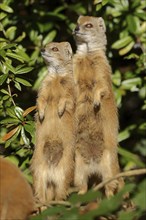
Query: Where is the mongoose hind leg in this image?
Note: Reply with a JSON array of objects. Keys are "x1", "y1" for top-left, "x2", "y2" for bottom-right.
[
  {"x1": 33, "y1": 175, "x2": 47, "y2": 205},
  {"x1": 46, "y1": 184, "x2": 55, "y2": 203},
  {"x1": 74, "y1": 153, "x2": 88, "y2": 195},
  {"x1": 55, "y1": 182, "x2": 68, "y2": 201},
  {"x1": 99, "y1": 149, "x2": 122, "y2": 198}
]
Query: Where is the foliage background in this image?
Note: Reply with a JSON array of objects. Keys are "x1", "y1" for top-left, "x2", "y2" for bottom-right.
[{"x1": 0, "y1": 0, "x2": 146, "y2": 219}]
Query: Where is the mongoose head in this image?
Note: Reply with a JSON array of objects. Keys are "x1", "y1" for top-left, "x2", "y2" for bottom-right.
[
  {"x1": 73, "y1": 16, "x2": 107, "y2": 52},
  {"x1": 41, "y1": 42, "x2": 73, "y2": 73}
]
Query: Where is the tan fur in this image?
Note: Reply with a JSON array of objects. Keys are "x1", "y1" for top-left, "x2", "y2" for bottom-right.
[
  {"x1": 0, "y1": 158, "x2": 34, "y2": 220},
  {"x1": 73, "y1": 16, "x2": 124, "y2": 197},
  {"x1": 31, "y1": 42, "x2": 76, "y2": 204}
]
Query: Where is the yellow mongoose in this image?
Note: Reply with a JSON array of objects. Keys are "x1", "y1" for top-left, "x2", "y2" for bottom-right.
[
  {"x1": 73, "y1": 15, "x2": 124, "y2": 197},
  {"x1": 31, "y1": 42, "x2": 76, "y2": 203},
  {"x1": 0, "y1": 158, "x2": 34, "y2": 220}
]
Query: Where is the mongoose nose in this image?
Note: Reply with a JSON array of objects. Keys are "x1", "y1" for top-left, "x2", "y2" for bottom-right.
[
  {"x1": 41, "y1": 48, "x2": 45, "y2": 53},
  {"x1": 73, "y1": 25, "x2": 80, "y2": 34}
]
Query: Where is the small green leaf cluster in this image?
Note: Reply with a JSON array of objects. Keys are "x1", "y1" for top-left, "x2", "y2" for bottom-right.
[
  {"x1": 0, "y1": 1, "x2": 36, "y2": 181},
  {"x1": 30, "y1": 180, "x2": 146, "y2": 220}
]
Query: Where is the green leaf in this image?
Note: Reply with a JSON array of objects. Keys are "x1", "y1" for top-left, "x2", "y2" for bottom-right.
[
  {"x1": 118, "y1": 129, "x2": 130, "y2": 142},
  {"x1": 0, "y1": 37, "x2": 7, "y2": 42},
  {"x1": 0, "y1": 12, "x2": 7, "y2": 20},
  {"x1": 42, "y1": 30, "x2": 57, "y2": 46},
  {"x1": 5, "y1": 26, "x2": 17, "y2": 40},
  {"x1": 119, "y1": 41, "x2": 135, "y2": 55},
  {"x1": 138, "y1": 179, "x2": 146, "y2": 191},
  {"x1": 68, "y1": 3, "x2": 86, "y2": 14},
  {"x1": 14, "y1": 106, "x2": 24, "y2": 120},
  {"x1": 24, "y1": 123, "x2": 35, "y2": 136},
  {"x1": 21, "y1": 126, "x2": 30, "y2": 146},
  {"x1": 15, "y1": 77, "x2": 32, "y2": 87},
  {"x1": 2, "y1": 95, "x2": 9, "y2": 101},
  {"x1": 15, "y1": 66, "x2": 34, "y2": 75},
  {"x1": 112, "y1": 70, "x2": 121, "y2": 86},
  {"x1": 3, "y1": 61, "x2": 16, "y2": 73},
  {"x1": 5, "y1": 156, "x2": 19, "y2": 166},
  {"x1": 118, "y1": 147, "x2": 145, "y2": 167},
  {"x1": 54, "y1": 5, "x2": 66, "y2": 13},
  {"x1": 14, "y1": 81, "x2": 22, "y2": 91},
  {"x1": 0, "y1": 3, "x2": 13, "y2": 13},
  {"x1": 15, "y1": 48, "x2": 30, "y2": 62},
  {"x1": 58, "y1": 207, "x2": 79, "y2": 220},
  {"x1": 0, "y1": 43, "x2": 17, "y2": 51},
  {"x1": 31, "y1": 205, "x2": 67, "y2": 219},
  {"x1": 0, "y1": 74, "x2": 8, "y2": 85},
  {"x1": 15, "y1": 32, "x2": 26, "y2": 42},
  {"x1": 121, "y1": 77, "x2": 142, "y2": 90},
  {"x1": 0, "y1": 49, "x2": 6, "y2": 58},
  {"x1": 112, "y1": 36, "x2": 133, "y2": 49},
  {"x1": 69, "y1": 190, "x2": 101, "y2": 204},
  {"x1": 102, "y1": 0, "x2": 108, "y2": 6},
  {"x1": 96, "y1": 3, "x2": 102, "y2": 11},
  {"x1": 133, "y1": 191, "x2": 146, "y2": 211},
  {"x1": 6, "y1": 108, "x2": 17, "y2": 118},
  {"x1": 133, "y1": 180, "x2": 146, "y2": 211},
  {"x1": 0, "y1": 89, "x2": 9, "y2": 95},
  {"x1": 6, "y1": 52, "x2": 24, "y2": 63},
  {"x1": 94, "y1": 0, "x2": 102, "y2": 3},
  {"x1": 124, "y1": 53, "x2": 139, "y2": 59},
  {"x1": 80, "y1": 184, "x2": 135, "y2": 220},
  {"x1": 32, "y1": 67, "x2": 47, "y2": 90},
  {"x1": 47, "y1": 12, "x2": 66, "y2": 20},
  {"x1": 118, "y1": 210, "x2": 138, "y2": 220},
  {"x1": 127, "y1": 15, "x2": 140, "y2": 34},
  {"x1": 0, "y1": 118, "x2": 19, "y2": 125},
  {"x1": 131, "y1": 0, "x2": 141, "y2": 9}
]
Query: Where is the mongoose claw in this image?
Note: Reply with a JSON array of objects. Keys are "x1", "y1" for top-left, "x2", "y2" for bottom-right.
[
  {"x1": 58, "y1": 102, "x2": 66, "y2": 117},
  {"x1": 58, "y1": 108, "x2": 65, "y2": 117},
  {"x1": 39, "y1": 111, "x2": 45, "y2": 122},
  {"x1": 93, "y1": 101, "x2": 100, "y2": 110}
]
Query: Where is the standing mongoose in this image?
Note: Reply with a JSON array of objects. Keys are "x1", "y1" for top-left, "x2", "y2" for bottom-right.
[
  {"x1": 73, "y1": 15, "x2": 124, "y2": 197},
  {"x1": 31, "y1": 42, "x2": 76, "y2": 204},
  {"x1": 0, "y1": 158, "x2": 34, "y2": 220}
]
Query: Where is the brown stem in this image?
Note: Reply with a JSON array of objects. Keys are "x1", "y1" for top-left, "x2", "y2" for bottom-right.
[
  {"x1": 8, "y1": 83, "x2": 16, "y2": 106},
  {"x1": 93, "y1": 168, "x2": 146, "y2": 191}
]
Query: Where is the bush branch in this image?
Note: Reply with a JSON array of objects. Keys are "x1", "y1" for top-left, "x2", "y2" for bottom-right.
[{"x1": 93, "y1": 168, "x2": 146, "y2": 191}]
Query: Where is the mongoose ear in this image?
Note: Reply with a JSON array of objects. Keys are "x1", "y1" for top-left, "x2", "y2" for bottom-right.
[
  {"x1": 98, "y1": 17, "x2": 106, "y2": 32},
  {"x1": 78, "y1": 15, "x2": 83, "y2": 19},
  {"x1": 77, "y1": 15, "x2": 83, "y2": 22},
  {"x1": 65, "y1": 42, "x2": 73, "y2": 59}
]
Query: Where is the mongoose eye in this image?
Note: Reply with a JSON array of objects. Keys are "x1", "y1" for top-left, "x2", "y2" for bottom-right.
[
  {"x1": 52, "y1": 47, "x2": 59, "y2": 52},
  {"x1": 85, "y1": 23, "x2": 93, "y2": 28}
]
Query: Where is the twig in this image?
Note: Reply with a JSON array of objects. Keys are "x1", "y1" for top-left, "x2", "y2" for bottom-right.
[
  {"x1": 8, "y1": 83, "x2": 16, "y2": 106},
  {"x1": 47, "y1": 200, "x2": 71, "y2": 206},
  {"x1": 68, "y1": 186, "x2": 79, "y2": 194},
  {"x1": 36, "y1": 200, "x2": 71, "y2": 208},
  {"x1": 93, "y1": 168, "x2": 146, "y2": 191}
]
